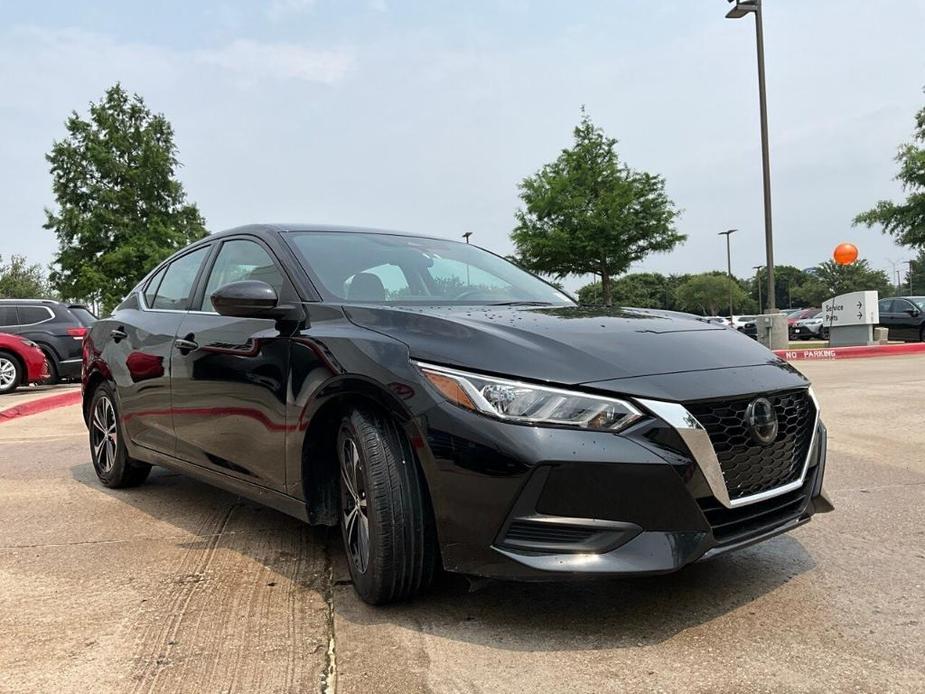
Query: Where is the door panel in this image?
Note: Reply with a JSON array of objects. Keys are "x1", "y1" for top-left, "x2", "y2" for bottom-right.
[
  {"x1": 893, "y1": 300, "x2": 919, "y2": 341},
  {"x1": 107, "y1": 308, "x2": 182, "y2": 454},
  {"x1": 170, "y1": 313, "x2": 290, "y2": 489}
]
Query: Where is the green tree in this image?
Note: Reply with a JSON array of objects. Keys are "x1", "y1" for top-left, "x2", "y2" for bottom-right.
[
  {"x1": 907, "y1": 249, "x2": 925, "y2": 294},
  {"x1": 675, "y1": 273, "x2": 747, "y2": 316},
  {"x1": 512, "y1": 109, "x2": 683, "y2": 306},
  {"x1": 854, "y1": 93, "x2": 925, "y2": 248},
  {"x1": 44, "y1": 84, "x2": 207, "y2": 312},
  {"x1": 0, "y1": 255, "x2": 53, "y2": 298},
  {"x1": 794, "y1": 260, "x2": 893, "y2": 306}
]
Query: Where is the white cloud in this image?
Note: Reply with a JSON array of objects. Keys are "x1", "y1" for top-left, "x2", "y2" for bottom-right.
[
  {"x1": 265, "y1": 0, "x2": 316, "y2": 22},
  {"x1": 196, "y1": 40, "x2": 353, "y2": 85}
]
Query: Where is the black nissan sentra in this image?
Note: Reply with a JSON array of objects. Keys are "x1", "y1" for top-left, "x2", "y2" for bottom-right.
[{"x1": 82, "y1": 225, "x2": 832, "y2": 604}]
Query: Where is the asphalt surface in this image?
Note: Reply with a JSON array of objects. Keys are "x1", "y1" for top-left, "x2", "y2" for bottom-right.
[{"x1": 0, "y1": 358, "x2": 923, "y2": 693}]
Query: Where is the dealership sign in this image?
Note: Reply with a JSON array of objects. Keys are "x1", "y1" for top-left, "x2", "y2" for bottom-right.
[{"x1": 822, "y1": 290, "x2": 879, "y2": 328}]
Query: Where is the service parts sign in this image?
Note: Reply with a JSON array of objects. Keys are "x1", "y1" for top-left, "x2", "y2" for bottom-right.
[{"x1": 822, "y1": 290, "x2": 879, "y2": 327}]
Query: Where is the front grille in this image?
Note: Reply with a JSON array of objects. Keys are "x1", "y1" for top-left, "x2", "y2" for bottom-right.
[
  {"x1": 686, "y1": 389, "x2": 815, "y2": 500},
  {"x1": 698, "y1": 487, "x2": 809, "y2": 546}
]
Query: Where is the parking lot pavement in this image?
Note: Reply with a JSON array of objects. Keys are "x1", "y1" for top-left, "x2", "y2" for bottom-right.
[
  {"x1": 0, "y1": 383, "x2": 79, "y2": 410},
  {"x1": 0, "y1": 357, "x2": 923, "y2": 693}
]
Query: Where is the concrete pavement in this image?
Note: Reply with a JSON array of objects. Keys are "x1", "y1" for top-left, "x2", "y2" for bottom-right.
[{"x1": 0, "y1": 358, "x2": 923, "y2": 692}]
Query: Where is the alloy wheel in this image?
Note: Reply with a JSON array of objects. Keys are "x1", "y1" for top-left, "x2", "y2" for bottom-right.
[
  {"x1": 340, "y1": 435, "x2": 370, "y2": 573},
  {"x1": 0, "y1": 357, "x2": 17, "y2": 391},
  {"x1": 90, "y1": 396, "x2": 118, "y2": 474}
]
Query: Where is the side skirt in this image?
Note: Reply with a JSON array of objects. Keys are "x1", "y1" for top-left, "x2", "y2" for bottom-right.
[{"x1": 132, "y1": 444, "x2": 310, "y2": 523}]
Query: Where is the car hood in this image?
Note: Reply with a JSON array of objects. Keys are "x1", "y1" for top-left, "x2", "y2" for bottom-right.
[{"x1": 343, "y1": 304, "x2": 786, "y2": 385}]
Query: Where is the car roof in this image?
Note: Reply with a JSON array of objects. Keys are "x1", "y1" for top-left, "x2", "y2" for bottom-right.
[
  {"x1": 0, "y1": 298, "x2": 61, "y2": 305},
  {"x1": 206, "y1": 223, "x2": 451, "y2": 243}
]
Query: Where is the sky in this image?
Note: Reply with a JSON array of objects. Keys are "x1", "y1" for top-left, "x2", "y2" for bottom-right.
[{"x1": 1, "y1": 0, "x2": 923, "y2": 292}]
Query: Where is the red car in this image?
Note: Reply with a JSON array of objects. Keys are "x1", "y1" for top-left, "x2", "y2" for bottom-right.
[{"x1": 0, "y1": 332, "x2": 50, "y2": 394}]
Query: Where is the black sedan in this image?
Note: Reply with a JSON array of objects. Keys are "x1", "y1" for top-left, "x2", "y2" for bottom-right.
[
  {"x1": 82, "y1": 225, "x2": 832, "y2": 604},
  {"x1": 878, "y1": 296, "x2": 925, "y2": 342}
]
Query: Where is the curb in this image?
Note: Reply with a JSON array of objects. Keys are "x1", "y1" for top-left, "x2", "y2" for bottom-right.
[
  {"x1": 0, "y1": 390, "x2": 83, "y2": 423},
  {"x1": 775, "y1": 342, "x2": 925, "y2": 361}
]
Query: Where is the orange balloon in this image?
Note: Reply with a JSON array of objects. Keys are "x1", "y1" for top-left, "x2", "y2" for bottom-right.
[{"x1": 833, "y1": 242, "x2": 859, "y2": 265}]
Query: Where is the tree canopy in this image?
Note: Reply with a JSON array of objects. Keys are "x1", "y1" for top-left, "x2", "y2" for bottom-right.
[
  {"x1": 44, "y1": 84, "x2": 207, "y2": 312},
  {"x1": 675, "y1": 274, "x2": 747, "y2": 316},
  {"x1": 512, "y1": 109, "x2": 683, "y2": 306},
  {"x1": 854, "y1": 93, "x2": 925, "y2": 249},
  {"x1": 794, "y1": 260, "x2": 893, "y2": 306},
  {"x1": 0, "y1": 255, "x2": 53, "y2": 299}
]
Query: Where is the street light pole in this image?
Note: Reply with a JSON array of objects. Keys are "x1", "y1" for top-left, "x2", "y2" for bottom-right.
[
  {"x1": 753, "y1": 265, "x2": 764, "y2": 313},
  {"x1": 719, "y1": 229, "x2": 737, "y2": 317},
  {"x1": 727, "y1": 0, "x2": 776, "y2": 313}
]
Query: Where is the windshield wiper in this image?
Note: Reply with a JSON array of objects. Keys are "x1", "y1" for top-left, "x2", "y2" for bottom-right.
[{"x1": 488, "y1": 301, "x2": 555, "y2": 306}]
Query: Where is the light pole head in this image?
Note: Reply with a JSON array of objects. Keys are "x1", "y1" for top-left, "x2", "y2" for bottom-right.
[
  {"x1": 462, "y1": 232, "x2": 473, "y2": 244},
  {"x1": 726, "y1": 0, "x2": 758, "y2": 19},
  {"x1": 719, "y1": 228, "x2": 737, "y2": 237}
]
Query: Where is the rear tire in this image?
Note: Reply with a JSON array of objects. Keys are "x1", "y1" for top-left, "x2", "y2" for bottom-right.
[
  {"x1": 0, "y1": 352, "x2": 22, "y2": 394},
  {"x1": 88, "y1": 384, "x2": 151, "y2": 488},
  {"x1": 337, "y1": 407, "x2": 437, "y2": 605}
]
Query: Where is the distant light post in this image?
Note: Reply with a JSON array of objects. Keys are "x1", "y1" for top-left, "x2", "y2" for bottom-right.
[
  {"x1": 719, "y1": 229, "x2": 737, "y2": 316},
  {"x1": 462, "y1": 232, "x2": 473, "y2": 244},
  {"x1": 462, "y1": 232, "x2": 473, "y2": 285},
  {"x1": 726, "y1": 0, "x2": 777, "y2": 313},
  {"x1": 753, "y1": 265, "x2": 764, "y2": 312},
  {"x1": 903, "y1": 259, "x2": 914, "y2": 292}
]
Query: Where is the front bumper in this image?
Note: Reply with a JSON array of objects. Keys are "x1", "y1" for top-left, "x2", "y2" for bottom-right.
[{"x1": 414, "y1": 397, "x2": 830, "y2": 580}]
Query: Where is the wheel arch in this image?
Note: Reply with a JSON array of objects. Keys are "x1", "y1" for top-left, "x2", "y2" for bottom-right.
[
  {"x1": 82, "y1": 369, "x2": 109, "y2": 425},
  {"x1": 299, "y1": 376, "x2": 424, "y2": 526}
]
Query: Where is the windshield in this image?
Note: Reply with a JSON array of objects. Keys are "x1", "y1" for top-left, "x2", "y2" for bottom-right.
[
  {"x1": 286, "y1": 232, "x2": 574, "y2": 306},
  {"x1": 909, "y1": 297, "x2": 925, "y2": 310}
]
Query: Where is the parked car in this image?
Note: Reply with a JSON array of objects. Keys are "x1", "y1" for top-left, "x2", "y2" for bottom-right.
[
  {"x1": 731, "y1": 315, "x2": 756, "y2": 329},
  {"x1": 787, "y1": 308, "x2": 821, "y2": 339},
  {"x1": 877, "y1": 296, "x2": 925, "y2": 342},
  {"x1": 82, "y1": 224, "x2": 831, "y2": 604},
  {"x1": 0, "y1": 332, "x2": 50, "y2": 394},
  {"x1": 791, "y1": 314, "x2": 829, "y2": 341},
  {"x1": 0, "y1": 299, "x2": 96, "y2": 382}
]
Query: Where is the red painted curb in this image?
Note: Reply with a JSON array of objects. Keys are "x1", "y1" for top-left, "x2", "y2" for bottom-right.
[
  {"x1": 0, "y1": 390, "x2": 83, "y2": 422},
  {"x1": 775, "y1": 342, "x2": 925, "y2": 361}
]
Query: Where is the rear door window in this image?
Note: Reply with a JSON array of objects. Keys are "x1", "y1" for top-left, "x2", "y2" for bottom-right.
[
  {"x1": 0, "y1": 306, "x2": 18, "y2": 327},
  {"x1": 144, "y1": 266, "x2": 168, "y2": 308},
  {"x1": 17, "y1": 306, "x2": 53, "y2": 324},
  {"x1": 878, "y1": 299, "x2": 894, "y2": 314},
  {"x1": 150, "y1": 247, "x2": 210, "y2": 311}
]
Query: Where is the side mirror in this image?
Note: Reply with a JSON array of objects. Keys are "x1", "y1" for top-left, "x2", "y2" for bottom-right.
[
  {"x1": 905, "y1": 308, "x2": 920, "y2": 317},
  {"x1": 211, "y1": 280, "x2": 285, "y2": 318}
]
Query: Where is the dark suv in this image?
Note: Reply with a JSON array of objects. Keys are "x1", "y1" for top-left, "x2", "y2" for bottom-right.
[
  {"x1": 878, "y1": 297, "x2": 925, "y2": 342},
  {"x1": 0, "y1": 299, "x2": 96, "y2": 382}
]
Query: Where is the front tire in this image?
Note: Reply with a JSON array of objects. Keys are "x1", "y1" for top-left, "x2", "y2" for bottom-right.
[
  {"x1": 88, "y1": 384, "x2": 151, "y2": 488},
  {"x1": 337, "y1": 408, "x2": 437, "y2": 605},
  {"x1": 0, "y1": 352, "x2": 22, "y2": 394}
]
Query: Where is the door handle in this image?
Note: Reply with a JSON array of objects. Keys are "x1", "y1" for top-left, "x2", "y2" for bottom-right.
[
  {"x1": 174, "y1": 337, "x2": 199, "y2": 354},
  {"x1": 111, "y1": 328, "x2": 127, "y2": 342}
]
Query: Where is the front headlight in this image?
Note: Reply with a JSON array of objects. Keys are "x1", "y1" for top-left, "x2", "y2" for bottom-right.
[{"x1": 415, "y1": 362, "x2": 643, "y2": 432}]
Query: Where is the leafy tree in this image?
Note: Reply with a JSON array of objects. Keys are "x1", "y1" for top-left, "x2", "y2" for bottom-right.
[
  {"x1": 907, "y1": 249, "x2": 925, "y2": 294},
  {"x1": 512, "y1": 109, "x2": 683, "y2": 306},
  {"x1": 44, "y1": 84, "x2": 207, "y2": 312},
  {"x1": 0, "y1": 255, "x2": 54, "y2": 299},
  {"x1": 854, "y1": 93, "x2": 925, "y2": 249},
  {"x1": 675, "y1": 273, "x2": 747, "y2": 316},
  {"x1": 794, "y1": 260, "x2": 893, "y2": 306}
]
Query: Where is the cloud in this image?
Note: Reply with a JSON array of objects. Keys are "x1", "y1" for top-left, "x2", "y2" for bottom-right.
[
  {"x1": 265, "y1": 0, "x2": 317, "y2": 22},
  {"x1": 196, "y1": 39, "x2": 353, "y2": 85}
]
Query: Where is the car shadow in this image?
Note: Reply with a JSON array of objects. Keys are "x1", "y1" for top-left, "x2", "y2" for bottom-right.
[{"x1": 70, "y1": 462, "x2": 817, "y2": 652}]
